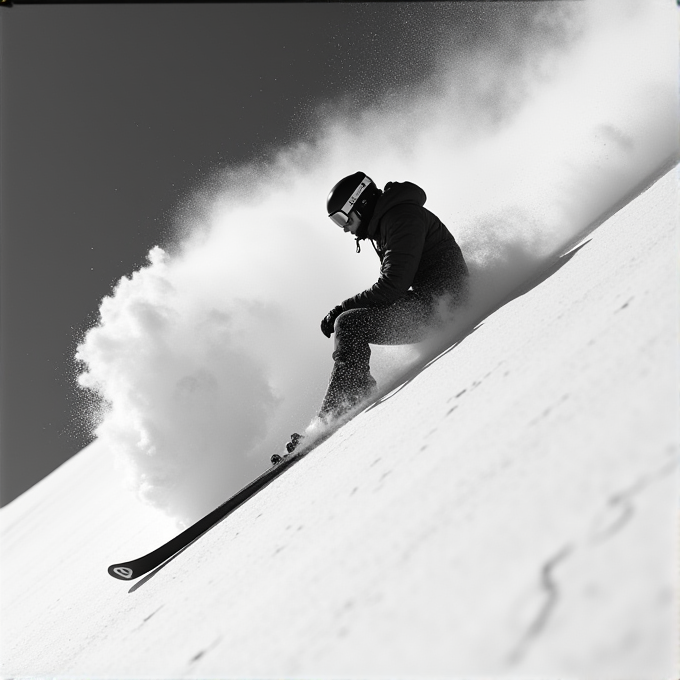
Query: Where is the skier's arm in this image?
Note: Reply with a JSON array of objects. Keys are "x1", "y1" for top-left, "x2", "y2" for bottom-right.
[{"x1": 341, "y1": 205, "x2": 427, "y2": 310}]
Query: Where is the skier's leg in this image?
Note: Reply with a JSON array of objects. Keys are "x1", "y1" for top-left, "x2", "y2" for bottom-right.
[
  {"x1": 334, "y1": 293, "x2": 435, "y2": 354},
  {"x1": 318, "y1": 254, "x2": 470, "y2": 421},
  {"x1": 318, "y1": 294, "x2": 432, "y2": 420}
]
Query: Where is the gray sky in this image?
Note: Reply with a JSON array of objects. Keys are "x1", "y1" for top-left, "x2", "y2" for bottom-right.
[{"x1": 0, "y1": 3, "x2": 474, "y2": 505}]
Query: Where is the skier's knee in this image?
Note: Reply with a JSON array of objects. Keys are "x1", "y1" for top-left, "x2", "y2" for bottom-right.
[{"x1": 334, "y1": 309, "x2": 356, "y2": 334}]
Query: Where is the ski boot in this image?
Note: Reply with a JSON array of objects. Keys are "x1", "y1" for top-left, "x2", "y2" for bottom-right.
[{"x1": 318, "y1": 367, "x2": 377, "y2": 423}]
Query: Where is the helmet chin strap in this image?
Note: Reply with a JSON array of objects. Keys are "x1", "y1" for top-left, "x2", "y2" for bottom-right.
[{"x1": 354, "y1": 215, "x2": 370, "y2": 253}]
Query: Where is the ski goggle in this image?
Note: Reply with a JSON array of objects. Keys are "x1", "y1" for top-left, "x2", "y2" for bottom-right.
[{"x1": 328, "y1": 176, "x2": 373, "y2": 227}]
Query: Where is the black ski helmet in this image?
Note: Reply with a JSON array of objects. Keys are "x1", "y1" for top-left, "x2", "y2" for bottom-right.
[{"x1": 326, "y1": 172, "x2": 379, "y2": 227}]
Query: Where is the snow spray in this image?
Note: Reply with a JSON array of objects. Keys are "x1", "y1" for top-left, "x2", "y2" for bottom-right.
[{"x1": 76, "y1": 0, "x2": 678, "y2": 526}]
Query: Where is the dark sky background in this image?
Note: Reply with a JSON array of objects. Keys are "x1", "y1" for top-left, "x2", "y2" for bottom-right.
[{"x1": 0, "y1": 2, "x2": 480, "y2": 505}]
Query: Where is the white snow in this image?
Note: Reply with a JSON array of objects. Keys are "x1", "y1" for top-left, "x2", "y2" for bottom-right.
[{"x1": 1, "y1": 165, "x2": 678, "y2": 679}]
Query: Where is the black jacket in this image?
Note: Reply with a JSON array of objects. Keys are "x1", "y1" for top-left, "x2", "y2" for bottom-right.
[{"x1": 340, "y1": 181, "x2": 468, "y2": 311}]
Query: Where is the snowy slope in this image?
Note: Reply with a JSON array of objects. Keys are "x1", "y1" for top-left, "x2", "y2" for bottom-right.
[{"x1": 1, "y1": 166, "x2": 677, "y2": 679}]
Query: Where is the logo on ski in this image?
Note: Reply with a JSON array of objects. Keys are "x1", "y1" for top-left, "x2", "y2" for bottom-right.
[{"x1": 112, "y1": 566, "x2": 134, "y2": 579}]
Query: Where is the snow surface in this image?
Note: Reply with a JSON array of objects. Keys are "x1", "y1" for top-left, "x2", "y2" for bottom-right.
[{"x1": 1, "y1": 166, "x2": 678, "y2": 679}]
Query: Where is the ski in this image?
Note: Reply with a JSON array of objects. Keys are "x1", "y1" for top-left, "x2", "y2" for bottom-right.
[{"x1": 108, "y1": 442, "x2": 306, "y2": 581}]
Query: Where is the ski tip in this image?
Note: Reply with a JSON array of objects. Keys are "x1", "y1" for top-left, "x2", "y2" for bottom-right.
[{"x1": 108, "y1": 564, "x2": 137, "y2": 580}]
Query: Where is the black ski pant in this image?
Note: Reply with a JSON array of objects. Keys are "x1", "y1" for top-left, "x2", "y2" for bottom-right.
[
  {"x1": 332, "y1": 281, "x2": 467, "y2": 369},
  {"x1": 333, "y1": 246, "x2": 469, "y2": 369},
  {"x1": 319, "y1": 250, "x2": 469, "y2": 418}
]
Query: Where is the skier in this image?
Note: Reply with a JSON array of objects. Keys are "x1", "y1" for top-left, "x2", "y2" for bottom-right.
[
  {"x1": 282, "y1": 172, "x2": 470, "y2": 456},
  {"x1": 320, "y1": 172, "x2": 469, "y2": 414}
]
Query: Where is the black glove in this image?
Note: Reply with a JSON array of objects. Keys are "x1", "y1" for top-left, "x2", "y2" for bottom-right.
[{"x1": 320, "y1": 305, "x2": 344, "y2": 338}]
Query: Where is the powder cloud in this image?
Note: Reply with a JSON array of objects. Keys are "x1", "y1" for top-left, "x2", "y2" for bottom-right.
[{"x1": 76, "y1": 0, "x2": 678, "y2": 525}]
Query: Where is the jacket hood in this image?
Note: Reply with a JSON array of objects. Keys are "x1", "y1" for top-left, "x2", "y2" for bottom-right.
[{"x1": 366, "y1": 181, "x2": 427, "y2": 239}]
